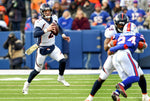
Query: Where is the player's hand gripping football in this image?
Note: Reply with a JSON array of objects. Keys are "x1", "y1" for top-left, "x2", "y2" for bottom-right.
[{"x1": 45, "y1": 23, "x2": 56, "y2": 33}]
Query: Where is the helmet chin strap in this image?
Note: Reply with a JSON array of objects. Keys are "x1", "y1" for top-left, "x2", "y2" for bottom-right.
[
  {"x1": 117, "y1": 28, "x2": 123, "y2": 33},
  {"x1": 115, "y1": 24, "x2": 123, "y2": 33}
]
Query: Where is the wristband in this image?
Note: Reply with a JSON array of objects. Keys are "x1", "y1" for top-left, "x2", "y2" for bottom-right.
[
  {"x1": 62, "y1": 34, "x2": 66, "y2": 37},
  {"x1": 108, "y1": 43, "x2": 111, "y2": 48},
  {"x1": 44, "y1": 29, "x2": 48, "y2": 33}
]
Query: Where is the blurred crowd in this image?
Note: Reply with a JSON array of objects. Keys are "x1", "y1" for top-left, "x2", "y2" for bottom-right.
[{"x1": 0, "y1": 0, "x2": 150, "y2": 32}]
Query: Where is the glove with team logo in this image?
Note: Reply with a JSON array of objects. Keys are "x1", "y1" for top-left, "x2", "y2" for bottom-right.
[{"x1": 138, "y1": 41, "x2": 147, "y2": 49}]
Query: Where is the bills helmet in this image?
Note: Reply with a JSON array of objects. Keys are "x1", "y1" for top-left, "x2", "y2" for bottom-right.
[
  {"x1": 123, "y1": 22, "x2": 139, "y2": 33},
  {"x1": 114, "y1": 13, "x2": 129, "y2": 32},
  {"x1": 40, "y1": 3, "x2": 52, "y2": 19}
]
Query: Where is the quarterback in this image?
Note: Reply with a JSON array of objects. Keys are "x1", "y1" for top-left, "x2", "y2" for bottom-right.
[{"x1": 23, "y1": 3, "x2": 70, "y2": 94}]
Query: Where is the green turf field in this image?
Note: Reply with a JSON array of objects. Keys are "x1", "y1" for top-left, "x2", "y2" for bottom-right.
[{"x1": 0, "y1": 74, "x2": 149, "y2": 101}]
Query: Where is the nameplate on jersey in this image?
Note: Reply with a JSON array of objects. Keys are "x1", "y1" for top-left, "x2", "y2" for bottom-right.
[{"x1": 39, "y1": 45, "x2": 55, "y2": 55}]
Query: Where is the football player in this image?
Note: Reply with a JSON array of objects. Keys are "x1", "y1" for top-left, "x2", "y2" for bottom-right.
[
  {"x1": 85, "y1": 13, "x2": 150, "y2": 101},
  {"x1": 108, "y1": 22, "x2": 148, "y2": 100},
  {"x1": 23, "y1": 3, "x2": 71, "y2": 94}
]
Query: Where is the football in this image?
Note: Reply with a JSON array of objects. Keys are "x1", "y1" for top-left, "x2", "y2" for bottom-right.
[{"x1": 51, "y1": 23, "x2": 59, "y2": 36}]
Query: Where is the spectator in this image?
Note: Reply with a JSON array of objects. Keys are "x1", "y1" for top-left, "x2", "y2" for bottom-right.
[
  {"x1": 102, "y1": 0, "x2": 112, "y2": 17},
  {"x1": 143, "y1": 9, "x2": 150, "y2": 29},
  {"x1": 126, "y1": 0, "x2": 146, "y2": 23},
  {"x1": 3, "y1": 32, "x2": 24, "y2": 69},
  {"x1": 58, "y1": 10, "x2": 73, "y2": 30},
  {"x1": 88, "y1": 0, "x2": 100, "y2": 4},
  {"x1": 60, "y1": 0, "x2": 70, "y2": 11},
  {"x1": 68, "y1": 2, "x2": 77, "y2": 19},
  {"x1": 120, "y1": 0, "x2": 133, "y2": 10},
  {"x1": 82, "y1": 0, "x2": 94, "y2": 19},
  {"x1": 0, "y1": 0, "x2": 7, "y2": 8},
  {"x1": 0, "y1": 5, "x2": 9, "y2": 26},
  {"x1": 134, "y1": 14, "x2": 144, "y2": 30},
  {"x1": 72, "y1": 10, "x2": 90, "y2": 30},
  {"x1": 24, "y1": 10, "x2": 39, "y2": 31},
  {"x1": 0, "y1": 13, "x2": 8, "y2": 31},
  {"x1": 52, "y1": 2, "x2": 64, "y2": 18},
  {"x1": 75, "y1": 0, "x2": 85, "y2": 8},
  {"x1": 121, "y1": 6, "x2": 128, "y2": 14},
  {"x1": 90, "y1": 3, "x2": 111, "y2": 26},
  {"x1": 46, "y1": 0, "x2": 59, "y2": 7},
  {"x1": 31, "y1": 0, "x2": 46, "y2": 14},
  {"x1": 111, "y1": 1, "x2": 121, "y2": 17},
  {"x1": 7, "y1": 0, "x2": 25, "y2": 31}
]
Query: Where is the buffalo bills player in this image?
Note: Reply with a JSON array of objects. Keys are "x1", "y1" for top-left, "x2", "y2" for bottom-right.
[
  {"x1": 23, "y1": 3, "x2": 70, "y2": 94},
  {"x1": 108, "y1": 22, "x2": 148, "y2": 100},
  {"x1": 85, "y1": 13, "x2": 149, "y2": 101}
]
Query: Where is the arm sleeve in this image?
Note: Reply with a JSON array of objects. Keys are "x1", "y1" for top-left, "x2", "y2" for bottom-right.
[{"x1": 33, "y1": 27, "x2": 45, "y2": 38}]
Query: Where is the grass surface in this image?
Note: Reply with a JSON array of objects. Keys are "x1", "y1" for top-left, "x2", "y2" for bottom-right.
[{"x1": 0, "y1": 74, "x2": 149, "y2": 101}]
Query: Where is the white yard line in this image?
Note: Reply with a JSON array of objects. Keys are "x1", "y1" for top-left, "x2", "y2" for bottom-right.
[{"x1": 0, "y1": 97, "x2": 143, "y2": 99}]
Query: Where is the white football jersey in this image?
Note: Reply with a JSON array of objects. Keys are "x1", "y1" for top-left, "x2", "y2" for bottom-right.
[
  {"x1": 104, "y1": 25, "x2": 117, "y2": 38},
  {"x1": 34, "y1": 15, "x2": 58, "y2": 46}
]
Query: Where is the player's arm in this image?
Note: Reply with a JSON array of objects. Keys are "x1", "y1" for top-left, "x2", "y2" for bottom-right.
[
  {"x1": 108, "y1": 44, "x2": 128, "y2": 55},
  {"x1": 58, "y1": 23, "x2": 71, "y2": 42},
  {"x1": 104, "y1": 37, "x2": 117, "y2": 51},
  {"x1": 104, "y1": 38, "x2": 111, "y2": 51}
]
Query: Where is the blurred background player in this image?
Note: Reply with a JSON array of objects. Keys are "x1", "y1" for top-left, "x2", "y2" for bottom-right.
[
  {"x1": 85, "y1": 13, "x2": 150, "y2": 101},
  {"x1": 22, "y1": 3, "x2": 71, "y2": 94},
  {"x1": 108, "y1": 22, "x2": 148, "y2": 101}
]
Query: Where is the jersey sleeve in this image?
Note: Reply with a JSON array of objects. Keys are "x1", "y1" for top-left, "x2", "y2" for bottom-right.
[
  {"x1": 52, "y1": 15, "x2": 58, "y2": 24},
  {"x1": 109, "y1": 44, "x2": 128, "y2": 53},
  {"x1": 34, "y1": 19, "x2": 44, "y2": 29},
  {"x1": 104, "y1": 25, "x2": 116, "y2": 38}
]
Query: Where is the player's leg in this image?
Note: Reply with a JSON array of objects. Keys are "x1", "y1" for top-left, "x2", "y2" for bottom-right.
[
  {"x1": 113, "y1": 51, "x2": 140, "y2": 98},
  {"x1": 85, "y1": 56, "x2": 114, "y2": 101},
  {"x1": 50, "y1": 45, "x2": 70, "y2": 86},
  {"x1": 138, "y1": 67, "x2": 150, "y2": 101},
  {"x1": 23, "y1": 48, "x2": 46, "y2": 94}
]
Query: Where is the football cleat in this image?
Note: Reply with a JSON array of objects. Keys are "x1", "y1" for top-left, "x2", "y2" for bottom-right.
[
  {"x1": 84, "y1": 99, "x2": 92, "y2": 101},
  {"x1": 57, "y1": 75, "x2": 70, "y2": 87},
  {"x1": 116, "y1": 83, "x2": 127, "y2": 98},
  {"x1": 85, "y1": 94, "x2": 94, "y2": 101},
  {"x1": 111, "y1": 92, "x2": 120, "y2": 101},
  {"x1": 142, "y1": 94, "x2": 150, "y2": 101},
  {"x1": 22, "y1": 81, "x2": 30, "y2": 94}
]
